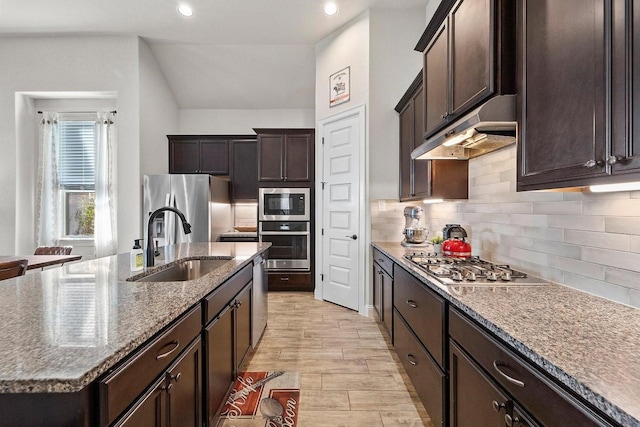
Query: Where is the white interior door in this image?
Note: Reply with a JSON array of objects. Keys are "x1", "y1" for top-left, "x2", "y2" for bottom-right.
[{"x1": 318, "y1": 106, "x2": 364, "y2": 311}]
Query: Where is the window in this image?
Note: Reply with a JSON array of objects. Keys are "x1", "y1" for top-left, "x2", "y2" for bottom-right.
[{"x1": 58, "y1": 118, "x2": 96, "y2": 237}]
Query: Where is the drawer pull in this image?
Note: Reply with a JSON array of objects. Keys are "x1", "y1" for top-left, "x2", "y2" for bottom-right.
[
  {"x1": 170, "y1": 372, "x2": 181, "y2": 383},
  {"x1": 492, "y1": 400, "x2": 506, "y2": 413},
  {"x1": 377, "y1": 258, "x2": 385, "y2": 263},
  {"x1": 493, "y1": 360, "x2": 525, "y2": 388},
  {"x1": 281, "y1": 277, "x2": 290, "y2": 281},
  {"x1": 406, "y1": 300, "x2": 418, "y2": 309},
  {"x1": 407, "y1": 354, "x2": 418, "y2": 366},
  {"x1": 156, "y1": 340, "x2": 180, "y2": 360}
]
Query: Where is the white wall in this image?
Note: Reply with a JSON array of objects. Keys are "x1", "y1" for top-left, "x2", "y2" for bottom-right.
[
  {"x1": 179, "y1": 109, "x2": 314, "y2": 134},
  {"x1": 0, "y1": 36, "x2": 141, "y2": 255},
  {"x1": 139, "y1": 38, "x2": 180, "y2": 178},
  {"x1": 316, "y1": 12, "x2": 370, "y2": 122},
  {"x1": 369, "y1": 8, "x2": 427, "y2": 199},
  {"x1": 14, "y1": 95, "x2": 37, "y2": 254}
]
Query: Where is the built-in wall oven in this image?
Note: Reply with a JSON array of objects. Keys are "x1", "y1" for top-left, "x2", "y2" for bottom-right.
[
  {"x1": 259, "y1": 221, "x2": 310, "y2": 271},
  {"x1": 258, "y1": 188, "x2": 311, "y2": 271}
]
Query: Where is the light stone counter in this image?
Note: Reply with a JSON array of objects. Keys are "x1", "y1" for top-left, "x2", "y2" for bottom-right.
[
  {"x1": 373, "y1": 242, "x2": 640, "y2": 427},
  {"x1": 0, "y1": 242, "x2": 270, "y2": 394}
]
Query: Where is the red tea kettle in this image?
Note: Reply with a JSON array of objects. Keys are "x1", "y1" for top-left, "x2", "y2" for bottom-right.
[{"x1": 442, "y1": 224, "x2": 471, "y2": 258}]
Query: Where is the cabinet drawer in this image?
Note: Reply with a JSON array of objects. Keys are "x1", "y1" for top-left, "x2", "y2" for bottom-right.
[
  {"x1": 394, "y1": 309, "x2": 446, "y2": 427},
  {"x1": 372, "y1": 248, "x2": 393, "y2": 277},
  {"x1": 449, "y1": 308, "x2": 612, "y2": 427},
  {"x1": 99, "y1": 304, "x2": 202, "y2": 426},
  {"x1": 205, "y1": 264, "x2": 252, "y2": 324},
  {"x1": 268, "y1": 272, "x2": 313, "y2": 291},
  {"x1": 393, "y1": 267, "x2": 446, "y2": 367}
]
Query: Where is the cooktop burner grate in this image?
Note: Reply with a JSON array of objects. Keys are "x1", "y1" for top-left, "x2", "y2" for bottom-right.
[{"x1": 403, "y1": 252, "x2": 549, "y2": 286}]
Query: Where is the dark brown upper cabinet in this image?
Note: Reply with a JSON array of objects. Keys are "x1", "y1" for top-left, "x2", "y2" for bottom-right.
[
  {"x1": 396, "y1": 73, "x2": 469, "y2": 201},
  {"x1": 229, "y1": 139, "x2": 258, "y2": 202},
  {"x1": 254, "y1": 128, "x2": 315, "y2": 183},
  {"x1": 168, "y1": 135, "x2": 229, "y2": 175},
  {"x1": 416, "y1": 0, "x2": 515, "y2": 140},
  {"x1": 611, "y1": 0, "x2": 640, "y2": 175},
  {"x1": 517, "y1": 0, "x2": 640, "y2": 191}
]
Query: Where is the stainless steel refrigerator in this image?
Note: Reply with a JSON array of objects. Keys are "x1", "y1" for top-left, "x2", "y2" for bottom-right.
[{"x1": 143, "y1": 174, "x2": 231, "y2": 247}]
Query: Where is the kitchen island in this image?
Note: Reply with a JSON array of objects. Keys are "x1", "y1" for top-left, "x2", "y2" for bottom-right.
[
  {"x1": 373, "y1": 241, "x2": 640, "y2": 427},
  {"x1": 0, "y1": 241, "x2": 269, "y2": 425}
]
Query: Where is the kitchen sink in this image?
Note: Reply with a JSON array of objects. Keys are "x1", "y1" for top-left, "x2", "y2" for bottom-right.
[{"x1": 133, "y1": 258, "x2": 233, "y2": 282}]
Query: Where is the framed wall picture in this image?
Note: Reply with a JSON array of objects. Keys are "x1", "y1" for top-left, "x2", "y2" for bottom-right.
[{"x1": 329, "y1": 66, "x2": 350, "y2": 107}]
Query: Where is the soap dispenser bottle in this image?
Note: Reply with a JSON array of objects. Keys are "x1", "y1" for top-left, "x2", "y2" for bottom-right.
[{"x1": 130, "y1": 239, "x2": 144, "y2": 271}]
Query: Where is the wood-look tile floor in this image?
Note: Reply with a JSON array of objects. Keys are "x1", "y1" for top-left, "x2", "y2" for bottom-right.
[{"x1": 241, "y1": 292, "x2": 434, "y2": 427}]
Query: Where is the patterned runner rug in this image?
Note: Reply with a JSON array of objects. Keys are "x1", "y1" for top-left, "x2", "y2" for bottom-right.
[{"x1": 217, "y1": 371, "x2": 300, "y2": 427}]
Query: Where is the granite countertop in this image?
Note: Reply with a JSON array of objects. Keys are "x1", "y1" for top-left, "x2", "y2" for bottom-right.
[
  {"x1": 0, "y1": 242, "x2": 270, "y2": 394},
  {"x1": 373, "y1": 241, "x2": 640, "y2": 427}
]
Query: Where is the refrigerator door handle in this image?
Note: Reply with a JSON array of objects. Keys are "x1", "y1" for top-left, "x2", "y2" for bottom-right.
[{"x1": 166, "y1": 192, "x2": 176, "y2": 245}]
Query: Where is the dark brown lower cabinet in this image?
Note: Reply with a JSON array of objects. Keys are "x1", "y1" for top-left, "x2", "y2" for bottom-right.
[
  {"x1": 205, "y1": 305, "x2": 234, "y2": 426},
  {"x1": 449, "y1": 308, "x2": 615, "y2": 427},
  {"x1": 116, "y1": 337, "x2": 202, "y2": 427},
  {"x1": 394, "y1": 310, "x2": 446, "y2": 427},
  {"x1": 268, "y1": 272, "x2": 313, "y2": 291},
  {"x1": 372, "y1": 259, "x2": 393, "y2": 335},
  {"x1": 450, "y1": 340, "x2": 536, "y2": 427}
]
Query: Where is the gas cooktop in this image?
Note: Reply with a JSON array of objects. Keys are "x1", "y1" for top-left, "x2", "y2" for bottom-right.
[{"x1": 403, "y1": 252, "x2": 549, "y2": 287}]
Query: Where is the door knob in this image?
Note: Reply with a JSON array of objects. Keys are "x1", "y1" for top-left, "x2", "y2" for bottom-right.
[{"x1": 346, "y1": 234, "x2": 358, "y2": 240}]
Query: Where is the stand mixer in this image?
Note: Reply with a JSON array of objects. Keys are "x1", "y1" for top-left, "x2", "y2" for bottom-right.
[{"x1": 401, "y1": 206, "x2": 429, "y2": 247}]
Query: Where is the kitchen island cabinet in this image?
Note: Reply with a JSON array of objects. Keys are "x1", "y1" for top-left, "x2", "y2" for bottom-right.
[
  {"x1": 372, "y1": 242, "x2": 639, "y2": 427},
  {"x1": 0, "y1": 242, "x2": 270, "y2": 427}
]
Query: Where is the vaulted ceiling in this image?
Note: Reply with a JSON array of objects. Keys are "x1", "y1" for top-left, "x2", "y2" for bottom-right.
[{"x1": 0, "y1": 0, "x2": 428, "y2": 109}]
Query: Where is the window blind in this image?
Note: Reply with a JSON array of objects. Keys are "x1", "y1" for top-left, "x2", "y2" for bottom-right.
[{"x1": 58, "y1": 120, "x2": 96, "y2": 190}]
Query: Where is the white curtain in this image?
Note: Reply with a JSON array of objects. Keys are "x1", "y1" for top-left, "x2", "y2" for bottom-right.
[
  {"x1": 35, "y1": 112, "x2": 60, "y2": 247},
  {"x1": 94, "y1": 112, "x2": 118, "y2": 258}
]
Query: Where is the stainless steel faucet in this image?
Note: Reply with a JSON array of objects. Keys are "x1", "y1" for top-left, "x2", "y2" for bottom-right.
[{"x1": 146, "y1": 207, "x2": 192, "y2": 267}]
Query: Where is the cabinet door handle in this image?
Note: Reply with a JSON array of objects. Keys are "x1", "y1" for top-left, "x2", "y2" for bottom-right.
[
  {"x1": 407, "y1": 354, "x2": 418, "y2": 366},
  {"x1": 505, "y1": 413, "x2": 526, "y2": 427},
  {"x1": 493, "y1": 360, "x2": 525, "y2": 387},
  {"x1": 492, "y1": 400, "x2": 506, "y2": 413},
  {"x1": 169, "y1": 372, "x2": 181, "y2": 383},
  {"x1": 406, "y1": 300, "x2": 418, "y2": 309},
  {"x1": 156, "y1": 339, "x2": 180, "y2": 360},
  {"x1": 583, "y1": 159, "x2": 603, "y2": 168},
  {"x1": 607, "y1": 155, "x2": 627, "y2": 165}
]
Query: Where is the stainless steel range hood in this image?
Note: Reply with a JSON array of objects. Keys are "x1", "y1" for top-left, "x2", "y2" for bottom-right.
[{"x1": 411, "y1": 95, "x2": 516, "y2": 160}]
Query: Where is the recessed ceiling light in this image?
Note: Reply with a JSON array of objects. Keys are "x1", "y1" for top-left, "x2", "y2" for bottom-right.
[
  {"x1": 177, "y1": 4, "x2": 193, "y2": 17},
  {"x1": 324, "y1": 2, "x2": 339, "y2": 16}
]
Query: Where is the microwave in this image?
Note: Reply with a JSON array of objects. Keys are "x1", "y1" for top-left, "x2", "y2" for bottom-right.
[{"x1": 258, "y1": 188, "x2": 310, "y2": 221}]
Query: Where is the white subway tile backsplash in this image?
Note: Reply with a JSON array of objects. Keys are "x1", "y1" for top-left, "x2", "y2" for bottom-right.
[
  {"x1": 371, "y1": 146, "x2": 640, "y2": 308},
  {"x1": 564, "y1": 274, "x2": 633, "y2": 307},
  {"x1": 583, "y1": 199, "x2": 640, "y2": 216},
  {"x1": 604, "y1": 267, "x2": 640, "y2": 291},
  {"x1": 509, "y1": 247, "x2": 548, "y2": 266},
  {"x1": 548, "y1": 256, "x2": 604, "y2": 280},
  {"x1": 605, "y1": 216, "x2": 640, "y2": 235},
  {"x1": 532, "y1": 201, "x2": 583, "y2": 215},
  {"x1": 509, "y1": 214, "x2": 548, "y2": 228},
  {"x1": 548, "y1": 215, "x2": 605, "y2": 231},
  {"x1": 564, "y1": 230, "x2": 630, "y2": 251},
  {"x1": 500, "y1": 202, "x2": 534, "y2": 214},
  {"x1": 582, "y1": 247, "x2": 640, "y2": 271}
]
